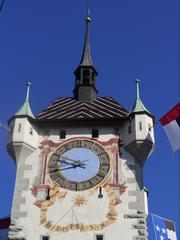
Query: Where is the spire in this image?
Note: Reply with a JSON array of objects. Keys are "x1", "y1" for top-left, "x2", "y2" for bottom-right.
[
  {"x1": 131, "y1": 79, "x2": 150, "y2": 114},
  {"x1": 73, "y1": 8, "x2": 98, "y2": 102},
  {"x1": 80, "y1": 11, "x2": 93, "y2": 66},
  {"x1": 15, "y1": 82, "x2": 35, "y2": 118}
]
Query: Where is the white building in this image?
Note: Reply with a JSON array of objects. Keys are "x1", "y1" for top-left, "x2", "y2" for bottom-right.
[{"x1": 7, "y1": 15, "x2": 155, "y2": 240}]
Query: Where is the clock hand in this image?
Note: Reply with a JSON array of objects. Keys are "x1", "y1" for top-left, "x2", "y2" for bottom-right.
[
  {"x1": 59, "y1": 160, "x2": 86, "y2": 168},
  {"x1": 76, "y1": 165, "x2": 86, "y2": 169},
  {"x1": 60, "y1": 156, "x2": 88, "y2": 164},
  {"x1": 48, "y1": 166, "x2": 77, "y2": 173},
  {"x1": 60, "y1": 162, "x2": 86, "y2": 170},
  {"x1": 60, "y1": 156, "x2": 76, "y2": 162},
  {"x1": 48, "y1": 163, "x2": 86, "y2": 174},
  {"x1": 59, "y1": 160, "x2": 75, "y2": 165},
  {"x1": 60, "y1": 166, "x2": 80, "y2": 171}
]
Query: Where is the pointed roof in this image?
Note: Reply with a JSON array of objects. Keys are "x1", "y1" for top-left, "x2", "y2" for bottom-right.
[
  {"x1": 79, "y1": 14, "x2": 93, "y2": 66},
  {"x1": 131, "y1": 79, "x2": 151, "y2": 114},
  {"x1": 15, "y1": 82, "x2": 35, "y2": 118}
]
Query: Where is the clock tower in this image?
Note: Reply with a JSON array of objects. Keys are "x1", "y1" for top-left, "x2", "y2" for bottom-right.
[{"x1": 7, "y1": 14, "x2": 155, "y2": 240}]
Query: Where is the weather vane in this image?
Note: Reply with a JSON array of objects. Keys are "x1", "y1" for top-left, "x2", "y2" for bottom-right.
[{"x1": 85, "y1": 2, "x2": 91, "y2": 23}]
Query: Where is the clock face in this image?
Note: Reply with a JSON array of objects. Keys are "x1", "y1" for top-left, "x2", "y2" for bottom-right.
[{"x1": 48, "y1": 139, "x2": 111, "y2": 191}]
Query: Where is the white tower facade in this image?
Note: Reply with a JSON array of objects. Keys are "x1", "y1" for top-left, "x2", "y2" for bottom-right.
[{"x1": 7, "y1": 17, "x2": 155, "y2": 240}]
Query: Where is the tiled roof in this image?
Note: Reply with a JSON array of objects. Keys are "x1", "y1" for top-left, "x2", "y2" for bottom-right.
[{"x1": 36, "y1": 97, "x2": 129, "y2": 121}]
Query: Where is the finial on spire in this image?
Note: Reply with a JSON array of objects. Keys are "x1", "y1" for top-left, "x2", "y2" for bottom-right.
[
  {"x1": 136, "y1": 79, "x2": 140, "y2": 99},
  {"x1": 85, "y1": 4, "x2": 91, "y2": 23},
  {"x1": 26, "y1": 82, "x2": 31, "y2": 101},
  {"x1": 79, "y1": 4, "x2": 93, "y2": 66}
]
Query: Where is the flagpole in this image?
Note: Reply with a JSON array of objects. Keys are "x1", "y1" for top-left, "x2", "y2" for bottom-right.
[
  {"x1": 150, "y1": 212, "x2": 176, "y2": 223},
  {"x1": 0, "y1": 123, "x2": 10, "y2": 132},
  {"x1": 173, "y1": 221, "x2": 178, "y2": 240},
  {"x1": 150, "y1": 213, "x2": 158, "y2": 240},
  {"x1": 148, "y1": 120, "x2": 159, "y2": 131}
]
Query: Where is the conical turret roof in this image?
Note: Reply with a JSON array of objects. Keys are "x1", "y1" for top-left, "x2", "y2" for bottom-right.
[
  {"x1": 131, "y1": 79, "x2": 151, "y2": 114},
  {"x1": 15, "y1": 82, "x2": 35, "y2": 119}
]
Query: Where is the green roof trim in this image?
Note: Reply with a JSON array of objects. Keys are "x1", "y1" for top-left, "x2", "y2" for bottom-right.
[
  {"x1": 15, "y1": 82, "x2": 35, "y2": 119},
  {"x1": 131, "y1": 79, "x2": 151, "y2": 114}
]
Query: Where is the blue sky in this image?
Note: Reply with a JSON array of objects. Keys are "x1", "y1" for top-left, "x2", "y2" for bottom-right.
[{"x1": 0, "y1": 0, "x2": 179, "y2": 239}]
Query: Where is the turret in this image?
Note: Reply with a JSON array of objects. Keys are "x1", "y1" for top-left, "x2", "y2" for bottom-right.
[
  {"x1": 7, "y1": 82, "x2": 38, "y2": 163},
  {"x1": 123, "y1": 79, "x2": 155, "y2": 166}
]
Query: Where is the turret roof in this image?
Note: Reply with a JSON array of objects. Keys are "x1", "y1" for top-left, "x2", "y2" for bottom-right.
[
  {"x1": 131, "y1": 79, "x2": 151, "y2": 114},
  {"x1": 15, "y1": 82, "x2": 35, "y2": 119}
]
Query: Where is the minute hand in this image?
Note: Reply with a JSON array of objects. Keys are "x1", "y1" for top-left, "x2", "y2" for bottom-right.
[{"x1": 60, "y1": 156, "x2": 88, "y2": 163}]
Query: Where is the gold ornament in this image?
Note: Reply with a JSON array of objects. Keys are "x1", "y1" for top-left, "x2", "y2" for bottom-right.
[{"x1": 72, "y1": 194, "x2": 88, "y2": 208}]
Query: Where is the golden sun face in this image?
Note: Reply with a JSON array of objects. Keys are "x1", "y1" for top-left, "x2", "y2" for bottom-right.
[{"x1": 72, "y1": 194, "x2": 88, "y2": 208}]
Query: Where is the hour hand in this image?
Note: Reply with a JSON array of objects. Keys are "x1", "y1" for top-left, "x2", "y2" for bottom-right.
[{"x1": 59, "y1": 159, "x2": 72, "y2": 165}]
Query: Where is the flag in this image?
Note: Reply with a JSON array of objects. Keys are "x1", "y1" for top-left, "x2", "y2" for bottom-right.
[
  {"x1": 160, "y1": 103, "x2": 180, "y2": 151},
  {"x1": 151, "y1": 214, "x2": 177, "y2": 240}
]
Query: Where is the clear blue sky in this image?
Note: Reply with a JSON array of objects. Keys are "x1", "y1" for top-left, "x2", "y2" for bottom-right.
[{"x1": 0, "y1": 1, "x2": 179, "y2": 239}]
